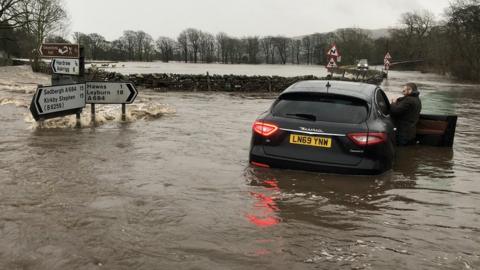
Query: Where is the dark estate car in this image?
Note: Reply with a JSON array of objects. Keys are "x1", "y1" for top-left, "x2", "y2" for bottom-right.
[{"x1": 249, "y1": 80, "x2": 396, "y2": 175}]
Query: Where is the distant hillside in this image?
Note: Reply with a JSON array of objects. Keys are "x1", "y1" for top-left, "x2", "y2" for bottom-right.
[
  {"x1": 364, "y1": 28, "x2": 391, "y2": 39},
  {"x1": 293, "y1": 28, "x2": 391, "y2": 40}
]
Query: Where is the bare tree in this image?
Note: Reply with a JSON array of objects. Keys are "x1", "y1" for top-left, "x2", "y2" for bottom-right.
[
  {"x1": 310, "y1": 33, "x2": 327, "y2": 65},
  {"x1": 0, "y1": 0, "x2": 26, "y2": 29},
  {"x1": 291, "y1": 39, "x2": 301, "y2": 64},
  {"x1": 18, "y1": 0, "x2": 67, "y2": 70},
  {"x1": 156, "y1": 36, "x2": 176, "y2": 62},
  {"x1": 133, "y1": 31, "x2": 153, "y2": 61},
  {"x1": 216, "y1": 32, "x2": 229, "y2": 63},
  {"x1": 272, "y1": 36, "x2": 289, "y2": 64},
  {"x1": 0, "y1": 0, "x2": 24, "y2": 57},
  {"x1": 246, "y1": 36, "x2": 260, "y2": 64},
  {"x1": 400, "y1": 10, "x2": 435, "y2": 38},
  {"x1": 122, "y1": 30, "x2": 137, "y2": 60},
  {"x1": 301, "y1": 36, "x2": 311, "y2": 64},
  {"x1": 226, "y1": 37, "x2": 238, "y2": 63},
  {"x1": 19, "y1": 0, "x2": 67, "y2": 46},
  {"x1": 185, "y1": 28, "x2": 201, "y2": 63},
  {"x1": 390, "y1": 10, "x2": 436, "y2": 60},
  {"x1": 177, "y1": 30, "x2": 188, "y2": 63},
  {"x1": 142, "y1": 34, "x2": 154, "y2": 61},
  {"x1": 444, "y1": 0, "x2": 480, "y2": 80},
  {"x1": 260, "y1": 36, "x2": 274, "y2": 64},
  {"x1": 199, "y1": 31, "x2": 215, "y2": 63},
  {"x1": 335, "y1": 28, "x2": 373, "y2": 64},
  {"x1": 88, "y1": 33, "x2": 106, "y2": 60},
  {"x1": 110, "y1": 39, "x2": 126, "y2": 60}
]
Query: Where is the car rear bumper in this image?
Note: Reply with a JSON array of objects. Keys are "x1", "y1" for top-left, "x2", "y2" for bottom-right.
[{"x1": 249, "y1": 145, "x2": 391, "y2": 175}]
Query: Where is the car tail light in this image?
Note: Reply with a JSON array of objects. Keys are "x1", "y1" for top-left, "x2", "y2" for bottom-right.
[
  {"x1": 251, "y1": 161, "x2": 270, "y2": 168},
  {"x1": 253, "y1": 121, "x2": 279, "y2": 137},
  {"x1": 348, "y1": 132, "x2": 387, "y2": 146}
]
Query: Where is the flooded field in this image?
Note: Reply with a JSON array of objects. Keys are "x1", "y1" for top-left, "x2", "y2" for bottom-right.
[
  {"x1": 0, "y1": 65, "x2": 479, "y2": 269},
  {"x1": 100, "y1": 61, "x2": 332, "y2": 77}
]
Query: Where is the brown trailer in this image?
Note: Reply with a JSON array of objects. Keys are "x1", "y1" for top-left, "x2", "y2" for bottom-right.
[{"x1": 415, "y1": 114, "x2": 458, "y2": 147}]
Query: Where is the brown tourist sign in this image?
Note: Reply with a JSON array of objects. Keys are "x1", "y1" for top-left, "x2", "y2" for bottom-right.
[{"x1": 39, "y1": 43, "x2": 80, "y2": 58}]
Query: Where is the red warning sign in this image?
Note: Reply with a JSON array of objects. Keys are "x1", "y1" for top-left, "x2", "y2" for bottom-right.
[
  {"x1": 326, "y1": 58, "x2": 338, "y2": 69},
  {"x1": 384, "y1": 59, "x2": 391, "y2": 70},
  {"x1": 328, "y1": 44, "x2": 340, "y2": 58}
]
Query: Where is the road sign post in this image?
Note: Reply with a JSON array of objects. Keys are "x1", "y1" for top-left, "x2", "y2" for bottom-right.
[
  {"x1": 85, "y1": 82, "x2": 138, "y2": 104},
  {"x1": 48, "y1": 44, "x2": 84, "y2": 93},
  {"x1": 384, "y1": 52, "x2": 392, "y2": 77},
  {"x1": 52, "y1": 58, "x2": 80, "y2": 75},
  {"x1": 79, "y1": 46, "x2": 85, "y2": 81},
  {"x1": 326, "y1": 58, "x2": 338, "y2": 74},
  {"x1": 326, "y1": 43, "x2": 341, "y2": 75},
  {"x1": 122, "y1": 104, "x2": 126, "y2": 121},
  {"x1": 30, "y1": 83, "x2": 86, "y2": 121},
  {"x1": 76, "y1": 112, "x2": 81, "y2": 128},
  {"x1": 31, "y1": 45, "x2": 139, "y2": 125},
  {"x1": 85, "y1": 81, "x2": 138, "y2": 123},
  {"x1": 40, "y1": 43, "x2": 80, "y2": 58},
  {"x1": 91, "y1": 104, "x2": 96, "y2": 125}
]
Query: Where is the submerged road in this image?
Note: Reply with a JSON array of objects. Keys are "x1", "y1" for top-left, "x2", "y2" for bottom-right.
[{"x1": 0, "y1": 66, "x2": 479, "y2": 269}]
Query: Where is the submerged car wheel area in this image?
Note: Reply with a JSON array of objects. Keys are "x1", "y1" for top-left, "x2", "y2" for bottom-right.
[{"x1": 249, "y1": 80, "x2": 396, "y2": 175}]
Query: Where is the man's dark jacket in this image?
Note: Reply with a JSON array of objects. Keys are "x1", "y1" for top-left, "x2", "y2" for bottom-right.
[{"x1": 390, "y1": 90, "x2": 422, "y2": 144}]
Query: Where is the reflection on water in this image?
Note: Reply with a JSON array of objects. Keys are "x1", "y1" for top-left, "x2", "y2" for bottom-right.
[
  {"x1": 246, "y1": 180, "x2": 281, "y2": 228},
  {"x1": 245, "y1": 145, "x2": 456, "y2": 220},
  {"x1": 394, "y1": 146, "x2": 455, "y2": 180}
]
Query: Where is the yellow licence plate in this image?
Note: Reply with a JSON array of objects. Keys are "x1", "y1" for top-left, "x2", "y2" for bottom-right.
[{"x1": 289, "y1": 134, "x2": 332, "y2": 148}]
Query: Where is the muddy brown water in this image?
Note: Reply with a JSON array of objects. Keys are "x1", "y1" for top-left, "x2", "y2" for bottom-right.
[{"x1": 0, "y1": 66, "x2": 479, "y2": 270}]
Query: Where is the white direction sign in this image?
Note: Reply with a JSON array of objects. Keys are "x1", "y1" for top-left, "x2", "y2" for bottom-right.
[
  {"x1": 86, "y1": 82, "x2": 138, "y2": 104},
  {"x1": 31, "y1": 83, "x2": 85, "y2": 120},
  {"x1": 52, "y1": 58, "x2": 80, "y2": 75}
]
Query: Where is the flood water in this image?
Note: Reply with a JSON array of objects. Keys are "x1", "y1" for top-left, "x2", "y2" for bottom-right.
[
  {"x1": 101, "y1": 61, "x2": 332, "y2": 77},
  {"x1": 1, "y1": 65, "x2": 479, "y2": 270}
]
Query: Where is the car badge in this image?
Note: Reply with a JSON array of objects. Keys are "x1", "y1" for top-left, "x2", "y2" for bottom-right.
[{"x1": 299, "y1": 127, "x2": 324, "y2": 133}]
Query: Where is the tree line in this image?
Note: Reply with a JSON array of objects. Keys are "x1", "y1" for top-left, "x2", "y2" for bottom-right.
[
  {"x1": 0, "y1": 0, "x2": 479, "y2": 81},
  {"x1": 0, "y1": 0, "x2": 67, "y2": 70},
  {"x1": 61, "y1": 29, "x2": 387, "y2": 66}
]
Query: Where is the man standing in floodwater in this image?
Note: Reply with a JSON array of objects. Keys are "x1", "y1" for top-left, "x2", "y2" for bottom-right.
[{"x1": 390, "y1": 82, "x2": 422, "y2": 146}]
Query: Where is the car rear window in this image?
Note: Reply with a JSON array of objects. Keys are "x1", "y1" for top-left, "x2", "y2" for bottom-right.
[{"x1": 272, "y1": 93, "x2": 369, "y2": 124}]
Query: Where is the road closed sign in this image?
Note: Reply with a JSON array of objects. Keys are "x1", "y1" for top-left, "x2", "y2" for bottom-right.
[
  {"x1": 85, "y1": 82, "x2": 138, "y2": 104},
  {"x1": 30, "y1": 83, "x2": 86, "y2": 121}
]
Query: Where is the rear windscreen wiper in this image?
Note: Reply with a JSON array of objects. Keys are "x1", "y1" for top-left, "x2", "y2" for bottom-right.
[{"x1": 285, "y1": 113, "x2": 316, "y2": 121}]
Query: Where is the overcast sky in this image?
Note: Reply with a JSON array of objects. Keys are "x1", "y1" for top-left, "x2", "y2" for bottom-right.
[{"x1": 64, "y1": 0, "x2": 452, "y2": 41}]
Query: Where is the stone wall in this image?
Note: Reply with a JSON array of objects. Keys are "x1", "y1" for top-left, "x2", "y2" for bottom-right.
[
  {"x1": 29, "y1": 62, "x2": 386, "y2": 92},
  {"x1": 87, "y1": 68, "x2": 385, "y2": 92}
]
